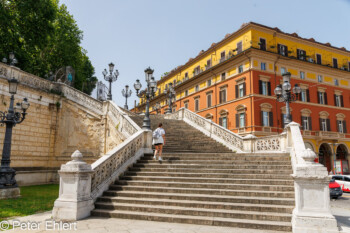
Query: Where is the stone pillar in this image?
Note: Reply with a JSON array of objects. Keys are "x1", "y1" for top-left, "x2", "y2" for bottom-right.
[
  {"x1": 52, "y1": 150, "x2": 94, "y2": 221},
  {"x1": 143, "y1": 130, "x2": 153, "y2": 154},
  {"x1": 242, "y1": 134, "x2": 257, "y2": 152}
]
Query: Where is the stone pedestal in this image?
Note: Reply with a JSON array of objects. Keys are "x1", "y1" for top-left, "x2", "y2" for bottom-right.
[
  {"x1": 0, "y1": 187, "x2": 20, "y2": 199},
  {"x1": 52, "y1": 150, "x2": 94, "y2": 221}
]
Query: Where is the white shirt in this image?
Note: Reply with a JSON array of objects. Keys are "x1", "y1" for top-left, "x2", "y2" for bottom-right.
[{"x1": 153, "y1": 128, "x2": 165, "y2": 144}]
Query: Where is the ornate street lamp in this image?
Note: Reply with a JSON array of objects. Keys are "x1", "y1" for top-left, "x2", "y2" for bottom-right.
[
  {"x1": 121, "y1": 85, "x2": 132, "y2": 110},
  {"x1": 274, "y1": 72, "x2": 301, "y2": 127},
  {"x1": 134, "y1": 67, "x2": 157, "y2": 130},
  {"x1": 164, "y1": 83, "x2": 176, "y2": 114},
  {"x1": 102, "y1": 62, "x2": 119, "y2": 100},
  {"x1": 0, "y1": 78, "x2": 30, "y2": 190},
  {"x1": 154, "y1": 102, "x2": 161, "y2": 114},
  {"x1": 2, "y1": 52, "x2": 18, "y2": 66}
]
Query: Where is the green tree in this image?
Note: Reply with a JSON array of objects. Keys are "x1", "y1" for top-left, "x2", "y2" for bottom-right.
[{"x1": 0, "y1": 0, "x2": 97, "y2": 95}]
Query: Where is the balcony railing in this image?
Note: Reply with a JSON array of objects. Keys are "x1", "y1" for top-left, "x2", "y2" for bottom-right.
[{"x1": 315, "y1": 131, "x2": 343, "y2": 139}]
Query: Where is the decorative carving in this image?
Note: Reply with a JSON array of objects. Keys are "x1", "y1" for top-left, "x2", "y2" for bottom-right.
[
  {"x1": 91, "y1": 133, "x2": 143, "y2": 191},
  {"x1": 108, "y1": 103, "x2": 139, "y2": 136},
  {"x1": 255, "y1": 136, "x2": 281, "y2": 151}
]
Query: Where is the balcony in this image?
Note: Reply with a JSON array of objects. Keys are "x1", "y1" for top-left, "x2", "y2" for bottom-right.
[{"x1": 315, "y1": 131, "x2": 345, "y2": 139}]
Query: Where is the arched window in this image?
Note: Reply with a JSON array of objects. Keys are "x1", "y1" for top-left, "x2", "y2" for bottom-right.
[
  {"x1": 219, "y1": 109, "x2": 228, "y2": 129},
  {"x1": 235, "y1": 105, "x2": 246, "y2": 129},
  {"x1": 319, "y1": 111, "x2": 330, "y2": 131},
  {"x1": 260, "y1": 103, "x2": 273, "y2": 127},
  {"x1": 300, "y1": 109, "x2": 312, "y2": 131},
  {"x1": 336, "y1": 113, "x2": 347, "y2": 133}
]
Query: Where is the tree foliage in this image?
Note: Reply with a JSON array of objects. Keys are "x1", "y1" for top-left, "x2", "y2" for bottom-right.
[{"x1": 0, "y1": 0, "x2": 97, "y2": 95}]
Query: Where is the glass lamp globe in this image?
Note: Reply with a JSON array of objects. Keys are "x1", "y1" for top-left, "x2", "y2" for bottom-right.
[
  {"x1": 8, "y1": 78, "x2": 19, "y2": 95},
  {"x1": 274, "y1": 85, "x2": 282, "y2": 95},
  {"x1": 282, "y1": 81, "x2": 291, "y2": 91},
  {"x1": 21, "y1": 98, "x2": 30, "y2": 110},
  {"x1": 134, "y1": 79, "x2": 142, "y2": 91}
]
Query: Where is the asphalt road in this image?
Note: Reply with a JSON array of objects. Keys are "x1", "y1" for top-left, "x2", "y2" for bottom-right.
[{"x1": 331, "y1": 192, "x2": 350, "y2": 232}]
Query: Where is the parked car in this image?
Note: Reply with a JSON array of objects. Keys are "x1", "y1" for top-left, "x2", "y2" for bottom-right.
[
  {"x1": 332, "y1": 175, "x2": 350, "y2": 192},
  {"x1": 329, "y1": 179, "x2": 343, "y2": 199}
]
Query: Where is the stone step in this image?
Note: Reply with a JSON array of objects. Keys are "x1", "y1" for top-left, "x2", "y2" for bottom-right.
[
  {"x1": 96, "y1": 196, "x2": 294, "y2": 213},
  {"x1": 93, "y1": 202, "x2": 292, "y2": 222},
  {"x1": 124, "y1": 171, "x2": 292, "y2": 180},
  {"x1": 115, "y1": 180, "x2": 294, "y2": 192},
  {"x1": 119, "y1": 176, "x2": 294, "y2": 185},
  {"x1": 141, "y1": 157, "x2": 290, "y2": 164},
  {"x1": 129, "y1": 167, "x2": 293, "y2": 174},
  {"x1": 145, "y1": 154, "x2": 291, "y2": 161},
  {"x1": 91, "y1": 209, "x2": 292, "y2": 231},
  {"x1": 107, "y1": 185, "x2": 294, "y2": 198}
]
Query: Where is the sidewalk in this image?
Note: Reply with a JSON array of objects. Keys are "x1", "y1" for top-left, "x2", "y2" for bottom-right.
[{"x1": 4, "y1": 211, "x2": 286, "y2": 233}]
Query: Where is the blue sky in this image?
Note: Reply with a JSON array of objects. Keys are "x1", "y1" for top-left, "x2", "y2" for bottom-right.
[{"x1": 60, "y1": 0, "x2": 350, "y2": 108}]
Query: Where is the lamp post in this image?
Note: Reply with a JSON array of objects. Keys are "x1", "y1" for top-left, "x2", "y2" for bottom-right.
[
  {"x1": 133, "y1": 67, "x2": 157, "y2": 130},
  {"x1": 102, "y1": 63, "x2": 119, "y2": 101},
  {"x1": 164, "y1": 83, "x2": 176, "y2": 114},
  {"x1": 0, "y1": 78, "x2": 30, "y2": 191},
  {"x1": 274, "y1": 72, "x2": 301, "y2": 127},
  {"x1": 121, "y1": 85, "x2": 132, "y2": 110},
  {"x1": 2, "y1": 52, "x2": 18, "y2": 66}
]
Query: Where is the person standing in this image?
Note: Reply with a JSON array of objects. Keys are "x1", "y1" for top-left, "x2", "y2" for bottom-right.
[{"x1": 153, "y1": 123, "x2": 165, "y2": 161}]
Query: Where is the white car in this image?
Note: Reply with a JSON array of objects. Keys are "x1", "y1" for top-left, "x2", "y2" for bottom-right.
[{"x1": 332, "y1": 175, "x2": 350, "y2": 192}]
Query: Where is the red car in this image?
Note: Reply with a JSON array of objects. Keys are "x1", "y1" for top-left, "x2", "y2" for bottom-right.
[{"x1": 329, "y1": 179, "x2": 343, "y2": 199}]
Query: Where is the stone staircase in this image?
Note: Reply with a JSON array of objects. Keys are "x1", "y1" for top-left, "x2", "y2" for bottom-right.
[{"x1": 92, "y1": 115, "x2": 294, "y2": 231}]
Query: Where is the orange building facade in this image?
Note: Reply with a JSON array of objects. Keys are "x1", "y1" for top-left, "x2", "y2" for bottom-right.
[{"x1": 136, "y1": 22, "x2": 350, "y2": 174}]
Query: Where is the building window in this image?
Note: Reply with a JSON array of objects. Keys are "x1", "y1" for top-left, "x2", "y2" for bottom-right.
[
  {"x1": 334, "y1": 79, "x2": 339, "y2": 86},
  {"x1": 297, "y1": 49, "x2": 306, "y2": 60},
  {"x1": 261, "y1": 62, "x2": 266, "y2": 71},
  {"x1": 318, "y1": 91, "x2": 327, "y2": 105},
  {"x1": 237, "y1": 41, "x2": 242, "y2": 54},
  {"x1": 221, "y1": 72, "x2": 226, "y2": 81},
  {"x1": 239, "y1": 113, "x2": 245, "y2": 128},
  {"x1": 185, "y1": 90, "x2": 188, "y2": 96},
  {"x1": 195, "y1": 85, "x2": 199, "y2": 92},
  {"x1": 261, "y1": 111, "x2": 273, "y2": 127},
  {"x1": 219, "y1": 89, "x2": 226, "y2": 103},
  {"x1": 334, "y1": 94, "x2": 343, "y2": 107},
  {"x1": 300, "y1": 71, "x2": 305, "y2": 79},
  {"x1": 281, "y1": 67, "x2": 286, "y2": 75},
  {"x1": 277, "y1": 44, "x2": 288, "y2": 56},
  {"x1": 320, "y1": 118, "x2": 330, "y2": 131},
  {"x1": 333, "y1": 58, "x2": 338, "y2": 68},
  {"x1": 300, "y1": 89, "x2": 310, "y2": 102},
  {"x1": 337, "y1": 120, "x2": 347, "y2": 133},
  {"x1": 318, "y1": 75, "x2": 323, "y2": 83},
  {"x1": 219, "y1": 116, "x2": 227, "y2": 129},
  {"x1": 207, "y1": 79, "x2": 211, "y2": 87},
  {"x1": 194, "y1": 66, "x2": 200, "y2": 76},
  {"x1": 194, "y1": 98, "x2": 199, "y2": 111},
  {"x1": 301, "y1": 116, "x2": 311, "y2": 130},
  {"x1": 316, "y1": 54, "x2": 322, "y2": 65},
  {"x1": 235, "y1": 82, "x2": 246, "y2": 98},
  {"x1": 259, "y1": 38, "x2": 266, "y2": 51},
  {"x1": 206, "y1": 59, "x2": 211, "y2": 69},
  {"x1": 238, "y1": 65, "x2": 243, "y2": 73},
  {"x1": 184, "y1": 72, "x2": 188, "y2": 80},
  {"x1": 184, "y1": 102, "x2": 188, "y2": 109},
  {"x1": 220, "y1": 51, "x2": 225, "y2": 62},
  {"x1": 207, "y1": 94, "x2": 212, "y2": 108},
  {"x1": 259, "y1": 80, "x2": 270, "y2": 96}
]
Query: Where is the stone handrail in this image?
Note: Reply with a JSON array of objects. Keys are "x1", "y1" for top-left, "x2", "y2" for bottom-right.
[
  {"x1": 285, "y1": 122, "x2": 338, "y2": 232},
  {"x1": 252, "y1": 134, "x2": 285, "y2": 152},
  {"x1": 90, "y1": 129, "x2": 151, "y2": 200},
  {"x1": 107, "y1": 101, "x2": 141, "y2": 138},
  {"x1": 166, "y1": 108, "x2": 244, "y2": 152}
]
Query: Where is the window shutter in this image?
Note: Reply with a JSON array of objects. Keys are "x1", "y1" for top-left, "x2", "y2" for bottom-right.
[
  {"x1": 319, "y1": 118, "x2": 322, "y2": 130},
  {"x1": 309, "y1": 117, "x2": 312, "y2": 130},
  {"x1": 326, "y1": 119, "x2": 331, "y2": 131},
  {"x1": 219, "y1": 117, "x2": 222, "y2": 126},
  {"x1": 317, "y1": 91, "x2": 320, "y2": 103},
  {"x1": 285, "y1": 46, "x2": 288, "y2": 57},
  {"x1": 267, "y1": 82, "x2": 271, "y2": 96},
  {"x1": 259, "y1": 80, "x2": 262, "y2": 94},
  {"x1": 296, "y1": 49, "x2": 300, "y2": 59},
  {"x1": 235, "y1": 114, "x2": 239, "y2": 128},
  {"x1": 324, "y1": 92, "x2": 328, "y2": 105},
  {"x1": 269, "y1": 112, "x2": 273, "y2": 127},
  {"x1": 341, "y1": 95, "x2": 344, "y2": 107},
  {"x1": 261, "y1": 111, "x2": 264, "y2": 126},
  {"x1": 336, "y1": 120, "x2": 339, "y2": 132},
  {"x1": 244, "y1": 113, "x2": 247, "y2": 127},
  {"x1": 281, "y1": 114, "x2": 285, "y2": 127},
  {"x1": 235, "y1": 85, "x2": 238, "y2": 98},
  {"x1": 223, "y1": 89, "x2": 226, "y2": 102},
  {"x1": 277, "y1": 44, "x2": 281, "y2": 54},
  {"x1": 301, "y1": 116, "x2": 304, "y2": 129},
  {"x1": 219, "y1": 91, "x2": 222, "y2": 103},
  {"x1": 334, "y1": 94, "x2": 337, "y2": 106},
  {"x1": 343, "y1": 120, "x2": 347, "y2": 133},
  {"x1": 243, "y1": 82, "x2": 246, "y2": 96},
  {"x1": 306, "y1": 89, "x2": 310, "y2": 102}
]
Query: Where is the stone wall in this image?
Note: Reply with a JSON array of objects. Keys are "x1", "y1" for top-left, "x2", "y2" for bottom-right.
[{"x1": 0, "y1": 63, "x2": 125, "y2": 185}]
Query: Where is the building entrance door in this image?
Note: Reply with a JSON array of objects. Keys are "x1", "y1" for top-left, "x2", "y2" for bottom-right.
[{"x1": 319, "y1": 143, "x2": 332, "y2": 173}]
